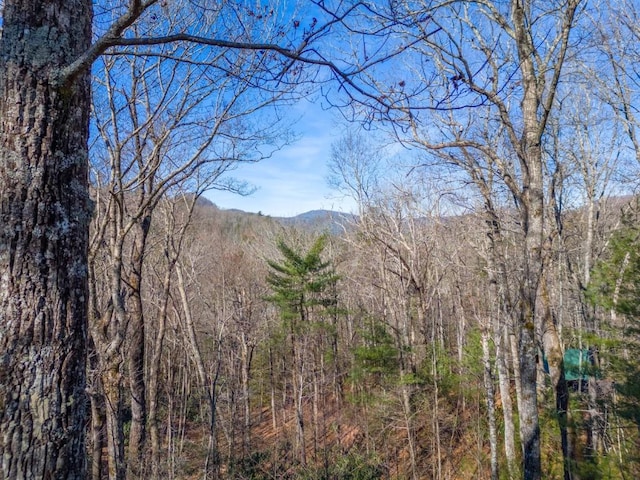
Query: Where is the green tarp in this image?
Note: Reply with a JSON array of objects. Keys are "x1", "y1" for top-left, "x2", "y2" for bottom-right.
[{"x1": 564, "y1": 348, "x2": 590, "y2": 381}]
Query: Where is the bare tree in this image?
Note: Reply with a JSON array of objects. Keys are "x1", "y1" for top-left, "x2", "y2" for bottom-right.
[
  {"x1": 352, "y1": 2, "x2": 584, "y2": 478},
  {"x1": 144, "y1": 195, "x2": 195, "y2": 478},
  {"x1": 330, "y1": 135, "x2": 465, "y2": 476},
  {"x1": 87, "y1": 15, "x2": 308, "y2": 474},
  {"x1": 0, "y1": 1, "x2": 408, "y2": 477}
]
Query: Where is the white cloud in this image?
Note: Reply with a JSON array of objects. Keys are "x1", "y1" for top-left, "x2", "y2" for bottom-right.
[{"x1": 204, "y1": 102, "x2": 357, "y2": 217}]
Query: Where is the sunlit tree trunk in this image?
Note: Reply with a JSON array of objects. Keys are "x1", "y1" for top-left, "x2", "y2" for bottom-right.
[
  {"x1": 540, "y1": 274, "x2": 574, "y2": 479},
  {"x1": 515, "y1": 0, "x2": 545, "y2": 468},
  {"x1": 240, "y1": 331, "x2": 254, "y2": 458},
  {"x1": 512, "y1": 2, "x2": 579, "y2": 476},
  {"x1": 176, "y1": 261, "x2": 221, "y2": 478},
  {"x1": 102, "y1": 229, "x2": 128, "y2": 480},
  {"x1": 482, "y1": 200, "x2": 519, "y2": 478},
  {"x1": 496, "y1": 327, "x2": 518, "y2": 479},
  {"x1": 292, "y1": 339, "x2": 308, "y2": 467},
  {"x1": 148, "y1": 271, "x2": 169, "y2": 479},
  {"x1": 482, "y1": 329, "x2": 499, "y2": 480},
  {"x1": 147, "y1": 246, "x2": 175, "y2": 478},
  {"x1": 127, "y1": 216, "x2": 151, "y2": 478},
  {"x1": 400, "y1": 376, "x2": 418, "y2": 480}
]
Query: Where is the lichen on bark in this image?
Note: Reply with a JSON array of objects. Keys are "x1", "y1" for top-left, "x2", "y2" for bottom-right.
[{"x1": 0, "y1": 1, "x2": 93, "y2": 478}]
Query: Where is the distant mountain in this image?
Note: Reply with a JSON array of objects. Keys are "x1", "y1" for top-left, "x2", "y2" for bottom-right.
[
  {"x1": 278, "y1": 209, "x2": 357, "y2": 234},
  {"x1": 198, "y1": 203, "x2": 358, "y2": 235}
]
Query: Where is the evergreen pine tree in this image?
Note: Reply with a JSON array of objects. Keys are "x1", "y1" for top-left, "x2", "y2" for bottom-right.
[
  {"x1": 266, "y1": 234, "x2": 339, "y2": 329},
  {"x1": 265, "y1": 234, "x2": 340, "y2": 466},
  {"x1": 587, "y1": 199, "x2": 640, "y2": 476}
]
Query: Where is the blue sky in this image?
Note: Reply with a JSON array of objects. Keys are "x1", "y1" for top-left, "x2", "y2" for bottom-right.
[{"x1": 204, "y1": 100, "x2": 358, "y2": 218}]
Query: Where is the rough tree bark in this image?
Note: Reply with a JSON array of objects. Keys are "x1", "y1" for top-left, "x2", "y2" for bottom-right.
[{"x1": 0, "y1": 1, "x2": 92, "y2": 479}]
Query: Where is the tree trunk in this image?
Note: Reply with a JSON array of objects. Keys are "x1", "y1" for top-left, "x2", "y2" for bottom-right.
[
  {"x1": 240, "y1": 332, "x2": 254, "y2": 458},
  {"x1": 482, "y1": 329, "x2": 499, "y2": 480},
  {"x1": 519, "y1": 177, "x2": 543, "y2": 480},
  {"x1": 294, "y1": 363, "x2": 307, "y2": 467},
  {"x1": 512, "y1": 0, "x2": 579, "y2": 475},
  {"x1": 400, "y1": 376, "x2": 418, "y2": 480},
  {"x1": 104, "y1": 366, "x2": 126, "y2": 480},
  {"x1": 518, "y1": 307, "x2": 541, "y2": 480},
  {"x1": 88, "y1": 337, "x2": 106, "y2": 480},
  {"x1": 176, "y1": 261, "x2": 221, "y2": 478},
  {"x1": 0, "y1": 1, "x2": 92, "y2": 479},
  {"x1": 90, "y1": 391, "x2": 106, "y2": 480},
  {"x1": 514, "y1": 0, "x2": 545, "y2": 468},
  {"x1": 496, "y1": 326, "x2": 518, "y2": 479},
  {"x1": 269, "y1": 347, "x2": 278, "y2": 430},
  {"x1": 430, "y1": 319, "x2": 442, "y2": 480},
  {"x1": 149, "y1": 260, "x2": 173, "y2": 478},
  {"x1": 540, "y1": 277, "x2": 575, "y2": 480},
  {"x1": 100, "y1": 235, "x2": 128, "y2": 480},
  {"x1": 127, "y1": 217, "x2": 151, "y2": 478},
  {"x1": 483, "y1": 202, "x2": 519, "y2": 478}
]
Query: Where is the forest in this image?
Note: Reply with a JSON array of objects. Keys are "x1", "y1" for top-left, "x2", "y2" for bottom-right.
[
  {"x1": 78, "y1": 172, "x2": 640, "y2": 480},
  {"x1": 1, "y1": 1, "x2": 640, "y2": 479}
]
